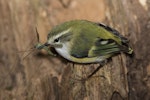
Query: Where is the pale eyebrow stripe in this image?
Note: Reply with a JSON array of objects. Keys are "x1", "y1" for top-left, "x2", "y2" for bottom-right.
[
  {"x1": 55, "y1": 28, "x2": 72, "y2": 39},
  {"x1": 59, "y1": 32, "x2": 73, "y2": 42}
]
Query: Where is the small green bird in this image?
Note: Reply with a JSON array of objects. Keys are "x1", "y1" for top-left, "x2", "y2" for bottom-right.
[{"x1": 36, "y1": 20, "x2": 133, "y2": 63}]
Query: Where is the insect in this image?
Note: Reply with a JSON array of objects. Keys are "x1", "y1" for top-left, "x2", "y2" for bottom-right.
[{"x1": 34, "y1": 28, "x2": 56, "y2": 56}]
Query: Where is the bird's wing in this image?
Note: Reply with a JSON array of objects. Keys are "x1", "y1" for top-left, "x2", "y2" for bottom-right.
[
  {"x1": 96, "y1": 23, "x2": 129, "y2": 43},
  {"x1": 70, "y1": 22, "x2": 132, "y2": 58},
  {"x1": 70, "y1": 38, "x2": 90, "y2": 58},
  {"x1": 88, "y1": 37, "x2": 125, "y2": 57}
]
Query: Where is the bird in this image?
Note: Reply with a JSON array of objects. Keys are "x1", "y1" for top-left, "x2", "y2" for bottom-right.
[{"x1": 36, "y1": 20, "x2": 133, "y2": 64}]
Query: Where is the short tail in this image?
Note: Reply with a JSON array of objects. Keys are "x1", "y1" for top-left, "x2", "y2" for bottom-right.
[
  {"x1": 119, "y1": 45, "x2": 133, "y2": 54},
  {"x1": 127, "y1": 47, "x2": 133, "y2": 54}
]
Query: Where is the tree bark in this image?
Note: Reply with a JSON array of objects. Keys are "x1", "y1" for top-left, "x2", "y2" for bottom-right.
[{"x1": 0, "y1": 0, "x2": 150, "y2": 100}]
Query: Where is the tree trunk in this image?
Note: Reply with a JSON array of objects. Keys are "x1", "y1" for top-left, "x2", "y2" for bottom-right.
[{"x1": 0, "y1": 0, "x2": 150, "y2": 100}]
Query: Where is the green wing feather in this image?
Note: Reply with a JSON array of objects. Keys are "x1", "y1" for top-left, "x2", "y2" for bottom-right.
[
  {"x1": 69, "y1": 20, "x2": 133, "y2": 58},
  {"x1": 88, "y1": 38, "x2": 121, "y2": 57}
]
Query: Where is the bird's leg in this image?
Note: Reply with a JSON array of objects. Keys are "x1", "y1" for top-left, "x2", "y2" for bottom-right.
[
  {"x1": 86, "y1": 65, "x2": 102, "y2": 79},
  {"x1": 71, "y1": 60, "x2": 107, "y2": 82},
  {"x1": 85, "y1": 60, "x2": 107, "y2": 79}
]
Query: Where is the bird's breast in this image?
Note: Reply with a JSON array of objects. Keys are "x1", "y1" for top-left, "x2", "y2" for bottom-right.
[{"x1": 55, "y1": 43, "x2": 72, "y2": 60}]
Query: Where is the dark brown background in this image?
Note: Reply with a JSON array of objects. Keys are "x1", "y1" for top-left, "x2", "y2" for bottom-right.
[{"x1": 0, "y1": 0, "x2": 150, "y2": 100}]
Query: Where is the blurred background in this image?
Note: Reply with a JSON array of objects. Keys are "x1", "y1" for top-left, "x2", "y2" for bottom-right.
[{"x1": 0, "y1": 0, "x2": 150, "y2": 100}]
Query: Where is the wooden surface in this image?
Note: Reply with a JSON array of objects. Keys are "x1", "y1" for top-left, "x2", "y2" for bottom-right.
[{"x1": 0, "y1": 0, "x2": 150, "y2": 100}]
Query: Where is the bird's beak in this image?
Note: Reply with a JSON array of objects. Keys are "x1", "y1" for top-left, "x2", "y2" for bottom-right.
[
  {"x1": 44, "y1": 42, "x2": 50, "y2": 46},
  {"x1": 44, "y1": 42, "x2": 62, "y2": 48},
  {"x1": 44, "y1": 42, "x2": 54, "y2": 47}
]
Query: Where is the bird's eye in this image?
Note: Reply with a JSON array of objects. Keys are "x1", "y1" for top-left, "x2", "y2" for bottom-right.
[{"x1": 54, "y1": 38, "x2": 59, "y2": 42}]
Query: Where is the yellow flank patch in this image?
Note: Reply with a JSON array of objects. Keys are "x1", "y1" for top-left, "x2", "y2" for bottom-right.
[{"x1": 70, "y1": 54, "x2": 111, "y2": 63}]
